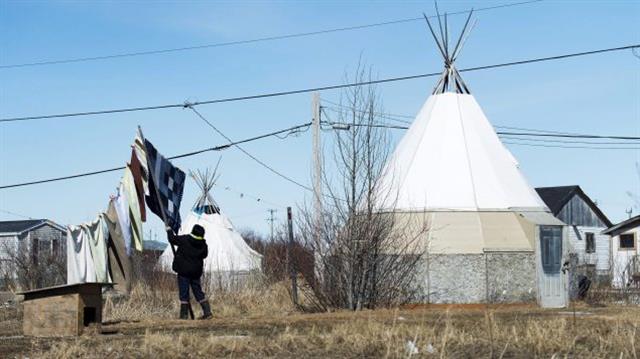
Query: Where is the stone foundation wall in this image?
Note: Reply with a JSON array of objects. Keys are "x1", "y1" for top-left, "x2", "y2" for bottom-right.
[
  {"x1": 485, "y1": 252, "x2": 536, "y2": 303},
  {"x1": 419, "y1": 252, "x2": 537, "y2": 304}
]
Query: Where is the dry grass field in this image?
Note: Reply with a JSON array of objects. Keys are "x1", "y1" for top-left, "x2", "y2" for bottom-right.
[{"x1": 1, "y1": 281, "x2": 639, "y2": 358}]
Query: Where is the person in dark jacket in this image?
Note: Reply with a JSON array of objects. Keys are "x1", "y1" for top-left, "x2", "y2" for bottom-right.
[{"x1": 167, "y1": 224, "x2": 212, "y2": 320}]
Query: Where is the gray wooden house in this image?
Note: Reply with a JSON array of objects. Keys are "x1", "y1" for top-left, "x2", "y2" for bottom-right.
[
  {"x1": 603, "y1": 215, "x2": 640, "y2": 287},
  {"x1": 0, "y1": 219, "x2": 66, "y2": 289},
  {"x1": 536, "y1": 186, "x2": 612, "y2": 280}
]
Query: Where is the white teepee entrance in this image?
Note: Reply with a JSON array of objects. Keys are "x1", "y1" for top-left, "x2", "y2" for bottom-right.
[{"x1": 159, "y1": 169, "x2": 262, "y2": 277}]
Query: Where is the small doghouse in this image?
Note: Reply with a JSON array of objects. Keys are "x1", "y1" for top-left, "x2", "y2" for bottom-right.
[{"x1": 20, "y1": 282, "x2": 109, "y2": 337}]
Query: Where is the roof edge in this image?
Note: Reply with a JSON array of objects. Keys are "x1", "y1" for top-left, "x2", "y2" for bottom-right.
[{"x1": 603, "y1": 215, "x2": 640, "y2": 236}]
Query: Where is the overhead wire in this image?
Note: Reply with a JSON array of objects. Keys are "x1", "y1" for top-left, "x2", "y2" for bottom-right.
[
  {"x1": 0, "y1": 0, "x2": 544, "y2": 69},
  {"x1": 320, "y1": 120, "x2": 640, "y2": 143},
  {"x1": 186, "y1": 105, "x2": 313, "y2": 192},
  {"x1": 2, "y1": 43, "x2": 638, "y2": 123},
  {"x1": 502, "y1": 141, "x2": 640, "y2": 150},
  {"x1": 322, "y1": 100, "x2": 599, "y2": 136},
  {"x1": 498, "y1": 136, "x2": 640, "y2": 146},
  {"x1": 0, "y1": 209, "x2": 35, "y2": 220},
  {"x1": 214, "y1": 183, "x2": 287, "y2": 209},
  {"x1": 0, "y1": 121, "x2": 311, "y2": 189}
]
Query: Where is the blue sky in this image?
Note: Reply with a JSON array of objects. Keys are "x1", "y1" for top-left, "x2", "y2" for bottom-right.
[{"x1": 1, "y1": 0, "x2": 638, "y2": 239}]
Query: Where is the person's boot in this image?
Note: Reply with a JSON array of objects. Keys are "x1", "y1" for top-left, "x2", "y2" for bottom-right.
[
  {"x1": 179, "y1": 303, "x2": 189, "y2": 320},
  {"x1": 199, "y1": 300, "x2": 212, "y2": 320}
]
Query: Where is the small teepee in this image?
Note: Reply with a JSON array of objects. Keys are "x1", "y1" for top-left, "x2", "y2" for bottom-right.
[
  {"x1": 159, "y1": 168, "x2": 262, "y2": 276},
  {"x1": 376, "y1": 6, "x2": 568, "y2": 307}
]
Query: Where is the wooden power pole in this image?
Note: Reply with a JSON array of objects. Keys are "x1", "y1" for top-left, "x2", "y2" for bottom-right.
[
  {"x1": 311, "y1": 93, "x2": 324, "y2": 281},
  {"x1": 267, "y1": 209, "x2": 277, "y2": 241},
  {"x1": 287, "y1": 206, "x2": 298, "y2": 306}
]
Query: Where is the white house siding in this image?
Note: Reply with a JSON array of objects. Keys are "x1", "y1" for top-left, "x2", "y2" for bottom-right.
[
  {"x1": 611, "y1": 226, "x2": 640, "y2": 288},
  {"x1": 568, "y1": 226, "x2": 610, "y2": 273},
  {"x1": 553, "y1": 195, "x2": 611, "y2": 278}
]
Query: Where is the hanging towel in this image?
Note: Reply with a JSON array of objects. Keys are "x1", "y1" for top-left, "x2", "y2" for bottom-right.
[
  {"x1": 130, "y1": 149, "x2": 147, "y2": 221},
  {"x1": 84, "y1": 215, "x2": 111, "y2": 283},
  {"x1": 66, "y1": 225, "x2": 96, "y2": 284},
  {"x1": 114, "y1": 188, "x2": 133, "y2": 256},
  {"x1": 106, "y1": 199, "x2": 133, "y2": 293},
  {"x1": 123, "y1": 165, "x2": 144, "y2": 252}
]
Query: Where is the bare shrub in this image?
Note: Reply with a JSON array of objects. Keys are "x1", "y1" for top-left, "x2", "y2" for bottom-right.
[
  {"x1": 240, "y1": 227, "x2": 314, "y2": 285},
  {"x1": 298, "y1": 63, "x2": 428, "y2": 311},
  {"x1": 0, "y1": 238, "x2": 65, "y2": 291}
]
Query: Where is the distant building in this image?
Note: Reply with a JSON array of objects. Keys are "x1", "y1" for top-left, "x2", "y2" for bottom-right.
[
  {"x1": 536, "y1": 186, "x2": 613, "y2": 279},
  {"x1": 0, "y1": 219, "x2": 66, "y2": 289},
  {"x1": 603, "y1": 215, "x2": 640, "y2": 287}
]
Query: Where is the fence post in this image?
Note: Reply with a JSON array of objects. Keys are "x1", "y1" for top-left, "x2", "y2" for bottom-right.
[{"x1": 287, "y1": 207, "x2": 298, "y2": 306}]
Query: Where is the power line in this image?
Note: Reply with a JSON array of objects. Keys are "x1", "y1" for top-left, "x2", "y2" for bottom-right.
[
  {"x1": 0, "y1": 209, "x2": 35, "y2": 220},
  {"x1": 497, "y1": 131, "x2": 640, "y2": 141},
  {"x1": 499, "y1": 136, "x2": 640, "y2": 146},
  {"x1": 0, "y1": 0, "x2": 544, "y2": 69},
  {"x1": 187, "y1": 106, "x2": 313, "y2": 192},
  {"x1": 0, "y1": 121, "x2": 311, "y2": 189},
  {"x1": 2, "y1": 43, "x2": 638, "y2": 123},
  {"x1": 320, "y1": 120, "x2": 640, "y2": 141},
  {"x1": 492, "y1": 125, "x2": 584, "y2": 136},
  {"x1": 322, "y1": 101, "x2": 595, "y2": 135},
  {"x1": 502, "y1": 140, "x2": 640, "y2": 150},
  {"x1": 215, "y1": 183, "x2": 286, "y2": 209}
]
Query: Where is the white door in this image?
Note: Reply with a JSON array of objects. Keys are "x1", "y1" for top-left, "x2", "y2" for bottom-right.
[{"x1": 538, "y1": 226, "x2": 568, "y2": 308}]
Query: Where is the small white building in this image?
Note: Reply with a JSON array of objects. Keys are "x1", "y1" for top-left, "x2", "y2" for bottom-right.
[
  {"x1": 536, "y1": 186, "x2": 612, "y2": 280},
  {"x1": 603, "y1": 215, "x2": 640, "y2": 288}
]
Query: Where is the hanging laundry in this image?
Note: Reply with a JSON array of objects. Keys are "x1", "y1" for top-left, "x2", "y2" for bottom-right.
[
  {"x1": 114, "y1": 187, "x2": 133, "y2": 256},
  {"x1": 144, "y1": 138, "x2": 186, "y2": 233},
  {"x1": 122, "y1": 165, "x2": 144, "y2": 252},
  {"x1": 66, "y1": 225, "x2": 96, "y2": 284},
  {"x1": 133, "y1": 129, "x2": 149, "y2": 196},
  {"x1": 84, "y1": 215, "x2": 111, "y2": 283},
  {"x1": 130, "y1": 148, "x2": 147, "y2": 222},
  {"x1": 105, "y1": 199, "x2": 133, "y2": 294}
]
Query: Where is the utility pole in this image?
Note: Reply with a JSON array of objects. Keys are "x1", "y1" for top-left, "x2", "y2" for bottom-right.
[
  {"x1": 267, "y1": 209, "x2": 277, "y2": 241},
  {"x1": 626, "y1": 208, "x2": 633, "y2": 219},
  {"x1": 311, "y1": 93, "x2": 324, "y2": 281},
  {"x1": 287, "y1": 206, "x2": 298, "y2": 306}
]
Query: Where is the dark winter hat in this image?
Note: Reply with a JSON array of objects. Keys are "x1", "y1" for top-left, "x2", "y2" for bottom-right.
[{"x1": 190, "y1": 224, "x2": 205, "y2": 240}]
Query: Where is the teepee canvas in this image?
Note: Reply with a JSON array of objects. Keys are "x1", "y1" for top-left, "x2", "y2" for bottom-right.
[
  {"x1": 159, "y1": 169, "x2": 262, "y2": 275},
  {"x1": 377, "y1": 9, "x2": 568, "y2": 307}
]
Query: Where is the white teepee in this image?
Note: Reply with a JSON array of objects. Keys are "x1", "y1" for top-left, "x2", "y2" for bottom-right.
[
  {"x1": 159, "y1": 169, "x2": 262, "y2": 273},
  {"x1": 376, "y1": 10, "x2": 546, "y2": 213},
  {"x1": 374, "y1": 8, "x2": 567, "y2": 307}
]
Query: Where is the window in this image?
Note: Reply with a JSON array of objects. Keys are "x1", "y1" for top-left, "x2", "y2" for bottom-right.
[
  {"x1": 619, "y1": 234, "x2": 636, "y2": 250},
  {"x1": 540, "y1": 226, "x2": 563, "y2": 274},
  {"x1": 585, "y1": 232, "x2": 595, "y2": 253}
]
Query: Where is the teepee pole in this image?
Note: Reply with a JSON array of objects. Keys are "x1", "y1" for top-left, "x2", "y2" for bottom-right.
[
  {"x1": 422, "y1": 13, "x2": 448, "y2": 62},
  {"x1": 450, "y1": 9, "x2": 474, "y2": 62},
  {"x1": 434, "y1": 1, "x2": 449, "y2": 61}
]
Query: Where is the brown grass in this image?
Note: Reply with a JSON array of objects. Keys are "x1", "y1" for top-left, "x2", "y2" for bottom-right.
[
  {"x1": 103, "y1": 276, "x2": 297, "y2": 322},
  {"x1": 2, "y1": 276, "x2": 638, "y2": 358},
  {"x1": 37, "y1": 301, "x2": 640, "y2": 358}
]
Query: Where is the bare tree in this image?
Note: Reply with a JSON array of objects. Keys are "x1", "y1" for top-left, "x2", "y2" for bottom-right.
[
  {"x1": 0, "y1": 237, "x2": 65, "y2": 291},
  {"x1": 298, "y1": 63, "x2": 428, "y2": 311},
  {"x1": 625, "y1": 162, "x2": 640, "y2": 215}
]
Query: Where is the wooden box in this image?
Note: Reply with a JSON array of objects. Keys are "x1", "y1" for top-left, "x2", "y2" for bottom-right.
[{"x1": 20, "y1": 283, "x2": 108, "y2": 337}]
